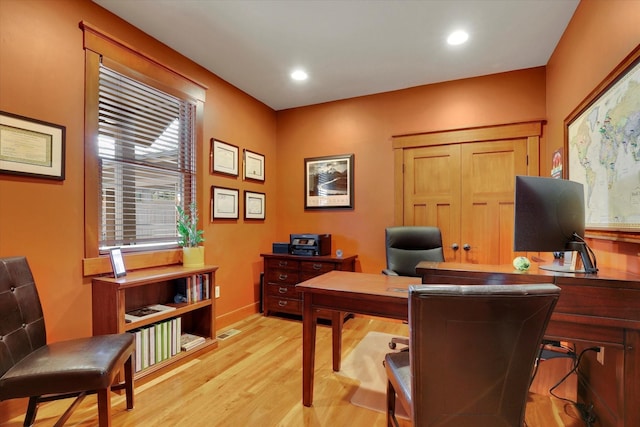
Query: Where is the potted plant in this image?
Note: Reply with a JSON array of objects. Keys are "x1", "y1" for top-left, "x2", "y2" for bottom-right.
[{"x1": 176, "y1": 202, "x2": 205, "y2": 267}]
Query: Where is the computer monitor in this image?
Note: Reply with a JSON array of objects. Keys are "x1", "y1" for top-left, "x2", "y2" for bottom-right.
[{"x1": 513, "y1": 175, "x2": 597, "y2": 273}]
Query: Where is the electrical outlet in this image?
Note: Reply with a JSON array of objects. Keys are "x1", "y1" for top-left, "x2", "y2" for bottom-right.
[
  {"x1": 597, "y1": 347, "x2": 605, "y2": 365},
  {"x1": 215, "y1": 286, "x2": 220, "y2": 299}
]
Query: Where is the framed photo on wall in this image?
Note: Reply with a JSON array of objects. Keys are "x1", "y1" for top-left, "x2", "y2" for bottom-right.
[
  {"x1": 211, "y1": 186, "x2": 239, "y2": 220},
  {"x1": 564, "y1": 44, "x2": 640, "y2": 237},
  {"x1": 244, "y1": 191, "x2": 265, "y2": 220},
  {"x1": 304, "y1": 153, "x2": 354, "y2": 209},
  {"x1": 211, "y1": 139, "x2": 239, "y2": 176},
  {"x1": 0, "y1": 111, "x2": 66, "y2": 180},
  {"x1": 109, "y1": 247, "x2": 126, "y2": 278},
  {"x1": 243, "y1": 149, "x2": 265, "y2": 181}
]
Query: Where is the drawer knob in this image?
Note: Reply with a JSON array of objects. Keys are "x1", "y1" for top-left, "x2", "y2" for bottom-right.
[
  {"x1": 313, "y1": 264, "x2": 322, "y2": 270},
  {"x1": 278, "y1": 301, "x2": 288, "y2": 307},
  {"x1": 278, "y1": 287, "x2": 287, "y2": 294},
  {"x1": 278, "y1": 274, "x2": 288, "y2": 280},
  {"x1": 278, "y1": 261, "x2": 288, "y2": 267}
]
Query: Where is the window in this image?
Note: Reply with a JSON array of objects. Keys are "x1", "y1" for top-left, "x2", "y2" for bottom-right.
[
  {"x1": 98, "y1": 65, "x2": 196, "y2": 252},
  {"x1": 81, "y1": 22, "x2": 206, "y2": 259}
]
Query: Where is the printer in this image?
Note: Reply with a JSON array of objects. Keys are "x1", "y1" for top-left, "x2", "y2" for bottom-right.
[{"x1": 290, "y1": 233, "x2": 332, "y2": 256}]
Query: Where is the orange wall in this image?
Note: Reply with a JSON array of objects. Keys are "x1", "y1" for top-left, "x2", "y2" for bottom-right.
[
  {"x1": 546, "y1": 0, "x2": 640, "y2": 274},
  {"x1": 0, "y1": 0, "x2": 277, "y2": 342},
  {"x1": 1, "y1": 0, "x2": 638, "y2": 355},
  {"x1": 275, "y1": 68, "x2": 547, "y2": 273}
]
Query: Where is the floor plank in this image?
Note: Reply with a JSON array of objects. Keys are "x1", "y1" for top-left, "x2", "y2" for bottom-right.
[{"x1": 1, "y1": 314, "x2": 584, "y2": 426}]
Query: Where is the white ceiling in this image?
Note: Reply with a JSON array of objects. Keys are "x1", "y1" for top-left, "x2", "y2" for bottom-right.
[{"x1": 93, "y1": 0, "x2": 580, "y2": 111}]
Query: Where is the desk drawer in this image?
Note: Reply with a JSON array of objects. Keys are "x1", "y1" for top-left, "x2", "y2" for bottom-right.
[
  {"x1": 266, "y1": 297, "x2": 301, "y2": 314},
  {"x1": 266, "y1": 282, "x2": 299, "y2": 299},
  {"x1": 300, "y1": 261, "x2": 335, "y2": 281},
  {"x1": 266, "y1": 269, "x2": 300, "y2": 285}
]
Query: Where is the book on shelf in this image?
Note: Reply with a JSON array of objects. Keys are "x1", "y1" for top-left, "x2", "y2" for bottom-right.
[
  {"x1": 130, "y1": 317, "x2": 182, "y2": 373},
  {"x1": 125, "y1": 303, "x2": 176, "y2": 322},
  {"x1": 180, "y1": 332, "x2": 206, "y2": 351}
]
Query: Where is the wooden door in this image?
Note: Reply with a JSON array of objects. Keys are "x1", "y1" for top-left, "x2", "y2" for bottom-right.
[
  {"x1": 403, "y1": 144, "x2": 461, "y2": 262},
  {"x1": 394, "y1": 121, "x2": 542, "y2": 265},
  {"x1": 459, "y1": 138, "x2": 529, "y2": 264}
]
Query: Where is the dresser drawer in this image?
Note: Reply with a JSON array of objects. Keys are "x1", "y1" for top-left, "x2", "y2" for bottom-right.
[
  {"x1": 266, "y1": 297, "x2": 301, "y2": 314},
  {"x1": 266, "y1": 282, "x2": 299, "y2": 299},
  {"x1": 265, "y1": 269, "x2": 300, "y2": 285},
  {"x1": 300, "y1": 260, "x2": 336, "y2": 275},
  {"x1": 266, "y1": 258, "x2": 300, "y2": 271}
]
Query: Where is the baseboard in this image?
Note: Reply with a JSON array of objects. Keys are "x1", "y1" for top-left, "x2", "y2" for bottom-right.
[{"x1": 216, "y1": 302, "x2": 260, "y2": 330}]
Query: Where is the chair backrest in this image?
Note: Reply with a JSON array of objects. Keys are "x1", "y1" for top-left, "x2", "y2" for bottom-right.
[
  {"x1": 0, "y1": 256, "x2": 47, "y2": 379},
  {"x1": 408, "y1": 283, "x2": 560, "y2": 427},
  {"x1": 385, "y1": 226, "x2": 445, "y2": 276}
]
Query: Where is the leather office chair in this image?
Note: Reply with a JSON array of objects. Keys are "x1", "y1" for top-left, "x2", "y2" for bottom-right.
[
  {"x1": 383, "y1": 226, "x2": 445, "y2": 349},
  {"x1": 0, "y1": 256, "x2": 135, "y2": 427},
  {"x1": 384, "y1": 283, "x2": 560, "y2": 427}
]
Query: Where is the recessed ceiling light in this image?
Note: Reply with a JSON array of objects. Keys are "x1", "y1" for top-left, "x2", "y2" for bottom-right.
[
  {"x1": 291, "y1": 69, "x2": 308, "y2": 81},
  {"x1": 447, "y1": 30, "x2": 469, "y2": 46}
]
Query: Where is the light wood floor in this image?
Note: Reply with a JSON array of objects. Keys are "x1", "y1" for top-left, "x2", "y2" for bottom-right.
[{"x1": 1, "y1": 314, "x2": 585, "y2": 426}]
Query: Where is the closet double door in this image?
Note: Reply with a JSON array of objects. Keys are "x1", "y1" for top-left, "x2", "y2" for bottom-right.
[{"x1": 393, "y1": 122, "x2": 542, "y2": 265}]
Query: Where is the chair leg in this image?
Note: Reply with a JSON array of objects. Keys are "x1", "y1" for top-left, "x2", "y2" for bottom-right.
[
  {"x1": 24, "y1": 397, "x2": 39, "y2": 427},
  {"x1": 97, "y1": 387, "x2": 112, "y2": 427},
  {"x1": 387, "y1": 380, "x2": 399, "y2": 427},
  {"x1": 124, "y1": 354, "x2": 134, "y2": 410}
]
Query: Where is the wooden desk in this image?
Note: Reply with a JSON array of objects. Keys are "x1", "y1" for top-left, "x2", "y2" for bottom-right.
[
  {"x1": 416, "y1": 261, "x2": 640, "y2": 427},
  {"x1": 296, "y1": 271, "x2": 419, "y2": 407}
]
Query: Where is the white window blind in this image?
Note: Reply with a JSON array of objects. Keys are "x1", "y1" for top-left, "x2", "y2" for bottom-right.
[{"x1": 98, "y1": 64, "x2": 196, "y2": 252}]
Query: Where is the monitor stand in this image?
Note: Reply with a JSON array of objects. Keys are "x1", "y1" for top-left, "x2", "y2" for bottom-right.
[{"x1": 540, "y1": 241, "x2": 597, "y2": 274}]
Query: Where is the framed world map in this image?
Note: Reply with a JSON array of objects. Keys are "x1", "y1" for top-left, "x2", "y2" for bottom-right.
[{"x1": 565, "y1": 45, "x2": 640, "y2": 236}]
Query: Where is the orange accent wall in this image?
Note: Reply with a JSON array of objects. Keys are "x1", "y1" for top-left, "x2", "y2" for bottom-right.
[
  {"x1": 0, "y1": 0, "x2": 638, "y2": 360},
  {"x1": 545, "y1": 0, "x2": 640, "y2": 274}
]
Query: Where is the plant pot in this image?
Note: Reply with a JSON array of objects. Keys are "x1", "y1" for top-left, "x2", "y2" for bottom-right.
[{"x1": 182, "y1": 246, "x2": 205, "y2": 268}]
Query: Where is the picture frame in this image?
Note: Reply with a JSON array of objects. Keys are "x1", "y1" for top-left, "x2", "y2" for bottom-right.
[
  {"x1": 243, "y1": 149, "x2": 265, "y2": 181},
  {"x1": 211, "y1": 138, "x2": 239, "y2": 176},
  {"x1": 244, "y1": 190, "x2": 265, "y2": 220},
  {"x1": 0, "y1": 111, "x2": 66, "y2": 180},
  {"x1": 304, "y1": 153, "x2": 354, "y2": 209},
  {"x1": 109, "y1": 247, "x2": 127, "y2": 278},
  {"x1": 211, "y1": 186, "x2": 239, "y2": 220},
  {"x1": 564, "y1": 45, "x2": 640, "y2": 238}
]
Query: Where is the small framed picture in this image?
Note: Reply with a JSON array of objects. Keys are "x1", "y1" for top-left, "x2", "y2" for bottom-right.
[
  {"x1": 109, "y1": 248, "x2": 126, "y2": 278},
  {"x1": 211, "y1": 138, "x2": 239, "y2": 176},
  {"x1": 245, "y1": 191, "x2": 266, "y2": 220},
  {"x1": 243, "y1": 149, "x2": 265, "y2": 182},
  {"x1": 0, "y1": 111, "x2": 66, "y2": 180},
  {"x1": 304, "y1": 153, "x2": 354, "y2": 209},
  {"x1": 211, "y1": 186, "x2": 239, "y2": 220}
]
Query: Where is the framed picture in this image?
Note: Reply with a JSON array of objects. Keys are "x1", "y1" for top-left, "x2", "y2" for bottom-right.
[
  {"x1": 304, "y1": 153, "x2": 354, "y2": 209},
  {"x1": 243, "y1": 149, "x2": 265, "y2": 181},
  {"x1": 211, "y1": 139, "x2": 239, "y2": 176},
  {"x1": 244, "y1": 191, "x2": 265, "y2": 220},
  {"x1": 211, "y1": 186, "x2": 239, "y2": 219},
  {"x1": 109, "y1": 247, "x2": 126, "y2": 278},
  {"x1": 0, "y1": 111, "x2": 65, "y2": 180},
  {"x1": 565, "y1": 45, "x2": 640, "y2": 237}
]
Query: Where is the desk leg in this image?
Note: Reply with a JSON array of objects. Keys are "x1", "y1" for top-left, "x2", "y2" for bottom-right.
[
  {"x1": 302, "y1": 293, "x2": 316, "y2": 407},
  {"x1": 332, "y1": 311, "x2": 343, "y2": 372}
]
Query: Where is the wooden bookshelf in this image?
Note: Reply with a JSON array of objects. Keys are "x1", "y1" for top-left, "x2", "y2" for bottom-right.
[{"x1": 92, "y1": 264, "x2": 218, "y2": 381}]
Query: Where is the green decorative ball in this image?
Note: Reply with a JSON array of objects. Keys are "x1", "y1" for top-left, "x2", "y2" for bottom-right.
[{"x1": 513, "y1": 256, "x2": 531, "y2": 271}]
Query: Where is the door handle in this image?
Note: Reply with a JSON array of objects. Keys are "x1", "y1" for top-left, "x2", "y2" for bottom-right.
[
  {"x1": 451, "y1": 243, "x2": 459, "y2": 251},
  {"x1": 463, "y1": 243, "x2": 471, "y2": 251}
]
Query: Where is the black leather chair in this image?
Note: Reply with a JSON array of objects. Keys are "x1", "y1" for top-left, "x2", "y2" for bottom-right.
[
  {"x1": 0, "y1": 256, "x2": 135, "y2": 426},
  {"x1": 383, "y1": 226, "x2": 445, "y2": 277},
  {"x1": 384, "y1": 283, "x2": 560, "y2": 427},
  {"x1": 383, "y1": 226, "x2": 445, "y2": 349}
]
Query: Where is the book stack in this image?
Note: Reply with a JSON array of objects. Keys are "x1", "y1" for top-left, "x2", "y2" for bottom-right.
[
  {"x1": 175, "y1": 273, "x2": 210, "y2": 303},
  {"x1": 180, "y1": 333, "x2": 206, "y2": 351},
  {"x1": 130, "y1": 317, "x2": 181, "y2": 373},
  {"x1": 125, "y1": 304, "x2": 176, "y2": 323}
]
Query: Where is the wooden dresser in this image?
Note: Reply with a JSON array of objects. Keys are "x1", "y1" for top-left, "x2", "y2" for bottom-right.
[{"x1": 261, "y1": 253, "x2": 357, "y2": 318}]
